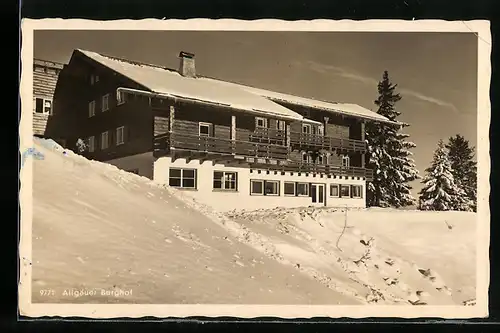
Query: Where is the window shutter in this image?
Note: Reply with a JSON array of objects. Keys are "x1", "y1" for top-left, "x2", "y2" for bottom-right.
[
  {"x1": 339, "y1": 185, "x2": 342, "y2": 198},
  {"x1": 350, "y1": 185, "x2": 354, "y2": 198},
  {"x1": 295, "y1": 182, "x2": 298, "y2": 197}
]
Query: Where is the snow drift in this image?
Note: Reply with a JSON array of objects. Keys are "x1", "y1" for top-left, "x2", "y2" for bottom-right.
[{"x1": 30, "y1": 138, "x2": 476, "y2": 305}]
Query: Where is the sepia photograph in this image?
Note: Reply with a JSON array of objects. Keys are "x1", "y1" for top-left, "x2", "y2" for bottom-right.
[{"x1": 18, "y1": 19, "x2": 490, "y2": 319}]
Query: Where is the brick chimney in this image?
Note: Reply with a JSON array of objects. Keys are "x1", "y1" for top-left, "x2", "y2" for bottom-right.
[{"x1": 178, "y1": 51, "x2": 196, "y2": 78}]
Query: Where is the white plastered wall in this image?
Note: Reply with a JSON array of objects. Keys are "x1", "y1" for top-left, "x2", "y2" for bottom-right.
[{"x1": 154, "y1": 156, "x2": 366, "y2": 212}]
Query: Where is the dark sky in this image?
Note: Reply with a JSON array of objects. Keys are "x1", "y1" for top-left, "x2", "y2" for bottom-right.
[{"x1": 33, "y1": 30, "x2": 478, "y2": 196}]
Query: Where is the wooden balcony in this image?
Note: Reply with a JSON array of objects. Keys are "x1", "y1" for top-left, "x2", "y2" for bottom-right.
[
  {"x1": 251, "y1": 127, "x2": 287, "y2": 145},
  {"x1": 290, "y1": 132, "x2": 367, "y2": 152},
  {"x1": 154, "y1": 131, "x2": 289, "y2": 161}
]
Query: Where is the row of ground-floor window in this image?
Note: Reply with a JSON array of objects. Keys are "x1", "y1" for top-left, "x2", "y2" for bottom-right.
[{"x1": 168, "y1": 167, "x2": 363, "y2": 199}]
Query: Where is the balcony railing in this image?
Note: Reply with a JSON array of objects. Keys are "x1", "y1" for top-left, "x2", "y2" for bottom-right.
[
  {"x1": 283, "y1": 162, "x2": 373, "y2": 180},
  {"x1": 290, "y1": 132, "x2": 366, "y2": 151},
  {"x1": 154, "y1": 131, "x2": 289, "y2": 160}
]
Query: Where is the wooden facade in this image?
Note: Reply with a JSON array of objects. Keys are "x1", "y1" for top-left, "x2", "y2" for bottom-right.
[
  {"x1": 49, "y1": 49, "x2": 374, "y2": 181},
  {"x1": 32, "y1": 59, "x2": 64, "y2": 137}
]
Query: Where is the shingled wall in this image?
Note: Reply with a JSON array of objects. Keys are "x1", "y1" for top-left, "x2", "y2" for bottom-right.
[{"x1": 32, "y1": 59, "x2": 64, "y2": 136}]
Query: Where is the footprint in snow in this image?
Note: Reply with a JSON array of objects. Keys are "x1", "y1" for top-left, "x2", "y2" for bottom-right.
[{"x1": 234, "y1": 260, "x2": 245, "y2": 267}]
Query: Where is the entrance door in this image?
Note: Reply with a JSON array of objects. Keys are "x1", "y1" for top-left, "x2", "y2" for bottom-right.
[{"x1": 310, "y1": 184, "x2": 326, "y2": 206}]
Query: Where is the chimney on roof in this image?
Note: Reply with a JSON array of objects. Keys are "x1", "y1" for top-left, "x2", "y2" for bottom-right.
[{"x1": 178, "y1": 51, "x2": 196, "y2": 78}]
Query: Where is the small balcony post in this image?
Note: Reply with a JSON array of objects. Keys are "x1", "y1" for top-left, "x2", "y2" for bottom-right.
[
  {"x1": 169, "y1": 105, "x2": 175, "y2": 132},
  {"x1": 360, "y1": 120, "x2": 366, "y2": 168},
  {"x1": 169, "y1": 105, "x2": 175, "y2": 150},
  {"x1": 286, "y1": 123, "x2": 291, "y2": 157},
  {"x1": 231, "y1": 115, "x2": 236, "y2": 154}
]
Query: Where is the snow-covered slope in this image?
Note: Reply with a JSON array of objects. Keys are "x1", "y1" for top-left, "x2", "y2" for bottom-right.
[
  {"x1": 30, "y1": 138, "x2": 476, "y2": 306},
  {"x1": 31, "y1": 138, "x2": 358, "y2": 304}
]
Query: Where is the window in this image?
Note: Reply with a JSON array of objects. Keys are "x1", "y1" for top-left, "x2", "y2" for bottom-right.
[
  {"x1": 302, "y1": 124, "x2": 312, "y2": 134},
  {"x1": 213, "y1": 171, "x2": 238, "y2": 191},
  {"x1": 116, "y1": 126, "x2": 125, "y2": 145},
  {"x1": 199, "y1": 122, "x2": 212, "y2": 137},
  {"x1": 88, "y1": 100, "x2": 96, "y2": 117},
  {"x1": 88, "y1": 136, "x2": 95, "y2": 152},
  {"x1": 102, "y1": 94, "x2": 110, "y2": 112},
  {"x1": 284, "y1": 182, "x2": 296, "y2": 196},
  {"x1": 352, "y1": 185, "x2": 363, "y2": 198},
  {"x1": 34, "y1": 98, "x2": 52, "y2": 114},
  {"x1": 255, "y1": 117, "x2": 268, "y2": 128},
  {"x1": 318, "y1": 126, "x2": 324, "y2": 136},
  {"x1": 169, "y1": 168, "x2": 197, "y2": 189},
  {"x1": 330, "y1": 184, "x2": 340, "y2": 197},
  {"x1": 90, "y1": 74, "x2": 99, "y2": 85},
  {"x1": 250, "y1": 180, "x2": 264, "y2": 195},
  {"x1": 341, "y1": 185, "x2": 350, "y2": 197},
  {"x1": 264, "y1": 180, "x2": 280, "y2": 196},
  {"x1": 341, "y1": 155, "x2": 350, "y2": 168},
  {"x1": 302, "y1": 153, "x2": 312, "y2": 164},
  {"x1": 117, "y1": 91, "x2": 127, "y2": 105},
  {"x1": 250, "y1": 180, "x2": 280, "y2": 196},
  {"x1": 101, "y1": 131, "x2": 109, "y2": 150},
  {"x1": 276, "y1": 120, "x2": 285, "y2": 130},
  {"x1": 44, "y1": 100, "x2": 52, "y2": 114},
  {"x1": 317, "y1": 154, "x2": 325, "y2": 165},
  {"x1": 297, "y1": 183, "x2": 309, "y2": 196}
]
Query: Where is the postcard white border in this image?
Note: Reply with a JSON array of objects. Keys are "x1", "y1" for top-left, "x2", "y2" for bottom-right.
[{"x1": 19, "y1": 18, "x2": 491, "y2": 319}]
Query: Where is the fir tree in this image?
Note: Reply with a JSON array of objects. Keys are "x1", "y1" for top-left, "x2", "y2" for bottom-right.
[
  {"x1": 365, "y1": 70, "x2": 420, "y2": 208},
  {"x1": 445, "y1": 134, "x2": 477, "y2": 212},
  {"x1": 418, "y1": 139, "x2": 471, "y2": 211}
]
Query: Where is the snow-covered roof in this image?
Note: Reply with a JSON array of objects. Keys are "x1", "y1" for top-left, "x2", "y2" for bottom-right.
[
  {"x1": 76, "y1": 49, "x2": 395, "y2": 125},
  {"x1": 202, "y1": 79, "x2": 396, "y2": 124},
  {"x1": 77, "y1": 49, "x2": 306, "y2": 122}
]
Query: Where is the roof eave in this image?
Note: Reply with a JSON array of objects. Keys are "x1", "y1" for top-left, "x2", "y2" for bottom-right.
[{"x1": 116, "y1": 87, "x2": 305, "y2": 122}]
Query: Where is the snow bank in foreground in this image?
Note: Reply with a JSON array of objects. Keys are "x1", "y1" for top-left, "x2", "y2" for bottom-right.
[
  {"x1": 30, "y1": 138, "x2": 359, "y2": 304},
  {"x1": 221, "y1": 207, "x2": 476, "y2": 305},
  {"x1": 30, "y1": 138, "x2": 476, "y2": 306}
]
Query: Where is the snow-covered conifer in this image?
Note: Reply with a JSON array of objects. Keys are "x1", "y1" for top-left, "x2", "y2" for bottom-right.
[
  {"x1": 366, "y1": 71, "x2": 420, "y2": 208},
  {"x1": 418, "y1": 139, "x2": 471, "y2": 211}
]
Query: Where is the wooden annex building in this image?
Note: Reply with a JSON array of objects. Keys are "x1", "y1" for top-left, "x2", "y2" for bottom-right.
[
  {"x1": 32, "y1": 59, "x2": 64, "y2": 138},
  {"x1": 44, "y1": 49, "x2": 398, "y2": 211}
]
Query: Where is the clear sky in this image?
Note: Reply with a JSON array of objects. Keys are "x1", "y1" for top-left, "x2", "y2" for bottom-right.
[{"x1": 33, "y1": 30, "x2": 478, "y2": 197}]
